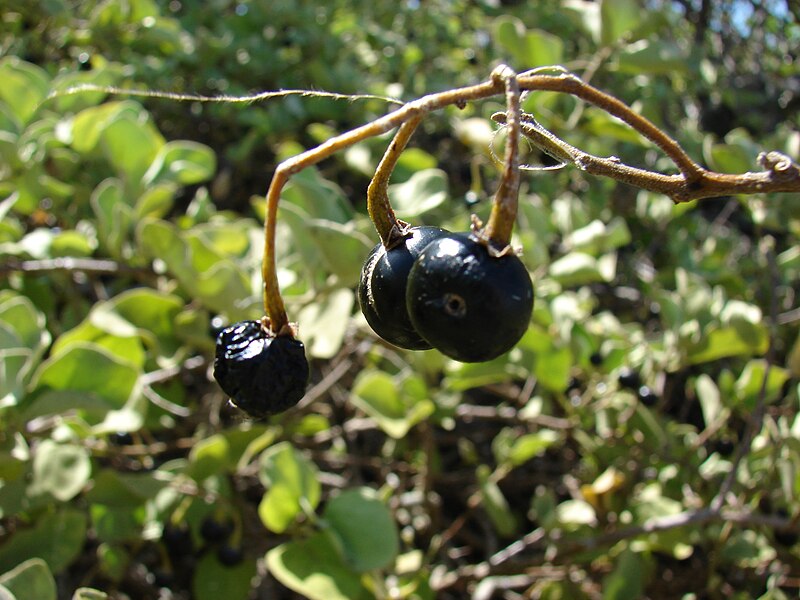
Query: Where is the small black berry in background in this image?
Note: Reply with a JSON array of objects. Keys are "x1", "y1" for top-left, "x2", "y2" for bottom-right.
[
  {"x1": 358, "y1": 226, "x2": 449, "y2": 350},
  {"x1": 617, "y1": 367, "x2": 641, "y2": 390},
  {"x1": 200, "y1": 516, "x2": 234, "y2": 544},
  {"x1": 162, "y1": 523, "x2": 193, "y2": 557},
  {"x1": 406, "y1": 233, "x2": 533, "y2": 363},
  {"x1": 714, "y1": 438, "x2": 735, "y2": 457},
  {"x1": 109, "y1": 431, "x2": 133, "y2": 446},
  {"x1": 217, "y1": 544, "x2": 244, "y2": 566},
  {"x1": 214, "y1": 320, "x2": 309, "y2": 418},
  {"x1": 637, "y1": 385, "x2": 658, "y2": 407},
  {"x1": 773, "y1": 509, "x2": 799, "y2": 547},
  {"x1": 589, "y1": 351, "x2": 603, "y2": 366}
]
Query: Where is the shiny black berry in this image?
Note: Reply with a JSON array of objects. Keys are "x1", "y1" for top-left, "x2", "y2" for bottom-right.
[
  {"x1": 406, "y1": 233, "x2": 533, "y2": 362},
  {"x1": 213, "y1": 320, "x2": 309, "y2": 418},
  {"x1": 358, "y1": 226, "x2": 449, "y2": 349}
]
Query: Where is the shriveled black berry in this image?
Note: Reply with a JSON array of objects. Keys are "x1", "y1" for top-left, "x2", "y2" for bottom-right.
[
  {"x1": 406, "y1": 233, "x2": 533, "y2": 363},
  {"x1": 213, "y1": 320, "x2": 309, "y2": 418},
  {"x1": 618, "y1": 367, "x2": 641, "y2": 390},
  {"x1": 358, "y1": 226, "x2": 449, "y2": 349}
]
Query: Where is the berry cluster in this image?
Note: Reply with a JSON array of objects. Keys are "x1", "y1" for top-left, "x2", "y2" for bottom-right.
[
  {"x1": 358, "y1": 228, "x2": 533, "y2": 362},
  {"x1": 213, "y1": 66, "x2": 529, "y2": 416}
]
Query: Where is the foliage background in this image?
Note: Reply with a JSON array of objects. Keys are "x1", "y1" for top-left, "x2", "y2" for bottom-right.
[{"x1": 0, "y1": 0, "x2": 798, "y2": 598}]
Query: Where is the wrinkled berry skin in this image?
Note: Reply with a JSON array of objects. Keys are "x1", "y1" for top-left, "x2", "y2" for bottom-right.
[
  {"x1": 358, "y1": 226, "x2": 449, "y2": 350},
  {"x1": 406, "y1": 233, "x2": 533, "y2": 363},
  {"x1": 213, "y1": 320, "x2": 309, "y2": 418}
]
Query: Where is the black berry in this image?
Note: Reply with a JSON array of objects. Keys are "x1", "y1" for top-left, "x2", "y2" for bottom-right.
[
  {"x1": 618, "y1": 367, "x2": 641, "y2": 390},
  {"x1": 637, "y1": 385, "x2": 658, "y2": 407},
  {"x1": 358, "y1": 226, "x2": 449, "y2": 349},
  {"x1": 161, "y1": 523, "x2": 193, "y2": 557},
  {"x1": 589, "y1": 351, "x2": 603, "y2": 366},
  {"x1": 406, "y1": 233, "x2": 533, "y2": 362},
  {"x1": 217, "y1": 544, "x2": 244, "y2": 566},
  {"x1": 213, "y1": 320, "x2": 309, "y2": 418},
  {"x1": 200, "y1": 516, "x2": 234, "y2": 544}
]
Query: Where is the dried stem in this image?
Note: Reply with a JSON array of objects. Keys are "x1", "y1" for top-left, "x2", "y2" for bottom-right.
[
  {"x1": 261, "y1": 67, "x2": 800, "y2": 334},
  {"x1": 482, "y1": 65, "x2": 522, "y2": 252}
]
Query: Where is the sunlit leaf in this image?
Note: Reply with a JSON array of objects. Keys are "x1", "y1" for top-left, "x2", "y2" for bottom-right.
[
  {"x1": 265, "y1": 532, "x2": 370, "y2": 600},
  {"x1": 0, "y1": 558, "x2": 56, "y2": 600},
  {"x1": 258, "y1": 443, "x2": 320, "y2": 533},
  {"x1": 29, "y1": 440, "x2": 91, "y2": 502},
  {"x1": 0, "y1": 58, "x2": 50, "y2": 125}
]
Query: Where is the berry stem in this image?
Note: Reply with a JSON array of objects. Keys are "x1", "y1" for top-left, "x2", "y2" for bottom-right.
[
  {"x1": 367, "y1": 114, "x2": 423, "y2": 247},
  {"x1": 482, "y1": 65, "x2": 522, "y2": 253}
]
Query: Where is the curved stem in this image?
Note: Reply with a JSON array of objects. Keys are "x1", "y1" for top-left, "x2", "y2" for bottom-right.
[
  {"x1": 367, "y1": 114, "x2": 423, "y2": 247},
  {"x1": 517, "y1": 73, "x2": 704, "y2": 180},
  {"x1": 261, "y1": 77, "x2": 502, "y2": 334},
  {"x1": 483, "y1": 65, "x2": 522, "y2": 252}
]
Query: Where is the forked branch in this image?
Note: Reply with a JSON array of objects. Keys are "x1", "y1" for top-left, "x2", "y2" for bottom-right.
[{"x1": 261, "y1": 66, "x2": 800, "y2": 334}]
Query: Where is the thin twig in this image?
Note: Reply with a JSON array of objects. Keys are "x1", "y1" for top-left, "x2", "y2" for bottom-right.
[{"x1": 0, "y1": 257, "x2": 155, "y2": 280}]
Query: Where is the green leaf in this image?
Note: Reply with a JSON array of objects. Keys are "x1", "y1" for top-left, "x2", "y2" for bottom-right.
[
  {"x1": 734, "y1": 359, "x2": 790, "y2": 409},
  {"x1": 323, "y1": 487, "x2": 399, "y2": 572},
  {"x1": 350, "y1": 370, "x2": 435, "y2": 439},
  {"x1": 187, "y1": 434, "x2": 231, "y2": 482},
  {"x1": 492, "y1": 17, "x2": 563, "y2": 68},
  {"x1": 0, "y1": 58, "x2": 50, "y2": 125},
  {"x1": 0, "y1": 509, "x2": 88, "y2": 573},
  {"x1": 29, "y1": 440, "x2": 91, "y2": 502},
  {"x1": 90, "y1": 178, "x2": 132, "y2": 259},
  {"x1": 101, "y1": 112, "x2": 164, "y2": 182},
  {"x1": 90, "y1": 504, "x2": 143, "y2": 543},
  {"x1": 143, "y1": 140, "x2": 216, "y2": 186},
  {"x1": 533, "y1": 344, "x2": 572, "y2": 392},
  {"x1": 684, "y1": 325, "x2": 768, "y2": 365},
  {"x1": 695, "y1": 374, "x2": 724, "y2": 426},
  {"x1": 297, "y1": 289, "x2": 355, "y2": 359},
  {"x1": 266, "y1": 532, "x2": 369, "y2": 600},
  {"x1": 477, "y1": 465, "x2": 517, "y2": 537},
  {"x1": 258, "y1": 443, "x2": 320, "y2": 533},
  {"x1": 306, "y1": 220, "x2": 372, "y2": 287},
  {"x1": 31, "y1": 343, "x2": 140, "y2": 410},
  {"x1": 84, "y1": 469, "x2": 168, "y2": 507},
  {"x1": 71, "y1": 589, "x2": 109, "y2": 600},
  {"x1": 602, "y1": 549, "x2": 645, "y2": 600},
  {"x1": 615, "y1": 40, "x2": 690, "y2": 76},
  {"x1": 134, "y1": 183, "x2": 177, "y2": 219},
  {"x1": 506, "y1": 430, "x2": 560, "y2": 467},
  {"x1": 388, "y1": 168, "x2": 449, "y2": 219},
  {"x1": 70, "y1": 102, "x2": 140, "y2": 155},
  {"x1": 600, "y1": 0, "x2": 641, "y2": 45},
  {"x1": 549, "y1": 252, "x2": 605, "y2": 286},
  {"x1": 192, "y1": 552, "x2": 257, "y2": 600},
  {"x1": 0, "y1": 558, "x2": 56, "y2": 600},
  {"x1": 281, "y1": 168, "x2": 353, "y2": 223}
]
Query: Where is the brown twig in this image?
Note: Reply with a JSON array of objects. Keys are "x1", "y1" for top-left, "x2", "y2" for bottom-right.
[
  {"x1": 261, "y1": 66, "x2": 800, "y2": 333},
  {"x1": 0, "y1": 257, "x2": 156, "y2": 281}
]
